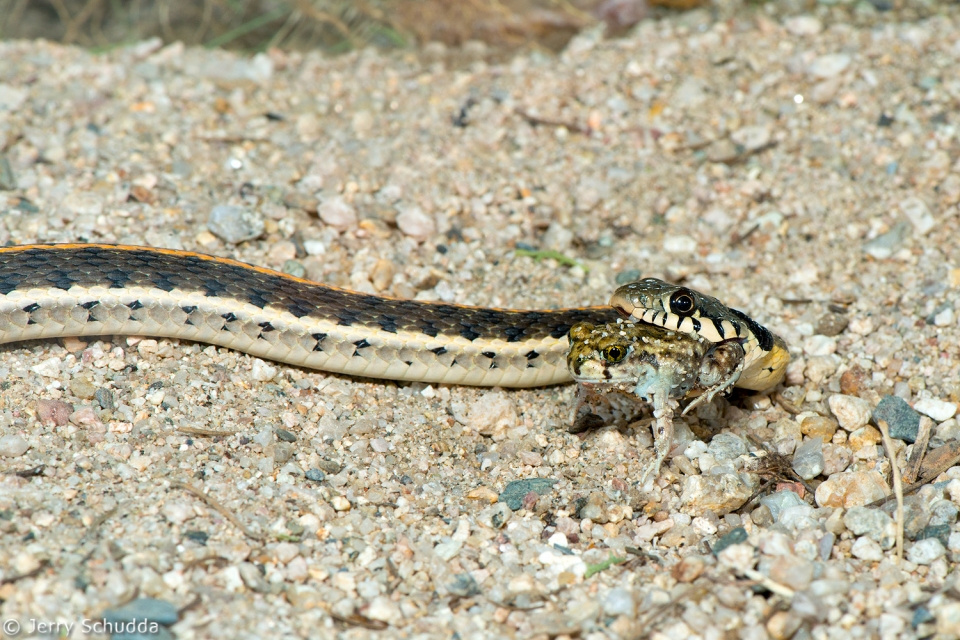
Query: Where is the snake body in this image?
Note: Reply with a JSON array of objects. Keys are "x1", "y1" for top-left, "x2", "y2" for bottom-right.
[{"x1": 0, "y1": 244, "x2": 622, "y2": 387}]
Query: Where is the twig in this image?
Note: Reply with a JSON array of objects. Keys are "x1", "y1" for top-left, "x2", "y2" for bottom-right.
[
  {"x1": 903, "y1": 416, "x2": 933, "y2": 484},
  {"x1": 877, "y1": 420, "x2": 904, "y2": 562},
  {"x1": 11, "y1": 464, "x2": 45, "y2": 477},
  {"x1": 865, "y1": 442, "x2": 960, "y2": 509},
  {"x1": 177, "y1": 426, "x2": 238, "y2": 437},
  {"x1": 172, "y1": 481, "x2": 263, "y2": 541},
  {"x1": 740, "y1": 568, "x2": 795, "y2": 599},
  {"x1": 0, "y1": 559, "x2": 48, "y2": 584},
  {"x1": 514, "y1": 108, "x2": 588, "y2": 134}
]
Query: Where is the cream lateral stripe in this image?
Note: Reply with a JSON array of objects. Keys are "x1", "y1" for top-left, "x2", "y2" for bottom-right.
[{"x1": 0, "y1": 286, "x2": 572, "y2": 387}]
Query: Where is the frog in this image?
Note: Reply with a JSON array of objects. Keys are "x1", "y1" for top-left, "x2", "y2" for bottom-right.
[{"x1": 567, "y1": 319, "x2": 746, "y2": 484}]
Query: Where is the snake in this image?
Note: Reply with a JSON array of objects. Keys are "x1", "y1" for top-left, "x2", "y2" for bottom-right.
[
  {"x1": 609, "y1": 278, "x2": 789, "y2": 391},
  {"x1": 0, "y1": 244, "x2": 788, "y2": 391}
]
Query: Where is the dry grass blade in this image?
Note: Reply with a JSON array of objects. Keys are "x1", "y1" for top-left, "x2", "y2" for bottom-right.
[
  {"x1": 177, "y1": 426, "x2": 239, "y2": 437},
  {"x1": 876, "y1": 419, "x2": 904, "y2": 562},
  {"x1": 172, "y1": 480, "x2": 263, "y2": 541}
]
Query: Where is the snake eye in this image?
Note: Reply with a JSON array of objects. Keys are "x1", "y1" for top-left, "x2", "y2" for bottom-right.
[
  {"x1": 602, "y1": 345, "x2": 627, "y2": 363},
  {"x1": 669, "y1": 290, "x2": 696, "y2": 316}
]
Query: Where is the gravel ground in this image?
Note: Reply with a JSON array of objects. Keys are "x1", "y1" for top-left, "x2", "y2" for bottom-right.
[{"x1": 2, "y1": 5, "x2": 960, "y2": 639}]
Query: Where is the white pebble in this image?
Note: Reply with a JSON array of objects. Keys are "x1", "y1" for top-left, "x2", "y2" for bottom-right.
[
  {"x1": 663, "y1": 235, "x2": 697, "y2": 253},
  {"x1": 466, "y1": 392, "x2": 517, "y2": 438},
  {"x1": 914, "y1": 398, "x2": 957, "y2": 422},
  {"x1": 851, "y1": 536, "x2": 884, "y2": 561},
  {"x1": 934, "y1": 307, "x2": 955, "y2": 327},
  {"x1": 828, "y1": 394, "x2": 873, "y2": 431},
  {"x1": 717, "y1": 543, "x2": 756, "y2": 572},
  {"x1": 803, "y1": 335, "x2": 837, "y2": 357},
  {"x1": 366, "y1": 595, "x2": 403, "y2": 625},
  {"x1": 31, "y1": 356, "x2": 62, "y2": 378},
  {"x1": 251, "y1": 359, "x2": 277, "y2": 382},
  {"x1": 808, "y1": 53, "x2": 851, "y2": 79},
  {"x1": 784, "y1": 16, "x2": 822, "y2": 36},
  {"x1": 730, "y1": 125, "x2": 771, "y2": 152},
  {"x1": 317, "y1": 196, "x2": 358, "y2": 231},
  {"x1": 907, "y1": 538, "x2": 946, "y2": 565},
  {"x1": 0, "y1": 434, "x2": 29, "y2": 457},
  {"x1": 162, "y1": 500, "x2": 195, "y2": 525},
  {"x1": 274, "y1": 542, "x2": 300, "y2": 564},
  {"x1": 899, "y1": 196, "x2": 935, "y2": 235},
  {"x1": 396, "y1": 204, "x2": 436, "y2": 240}
]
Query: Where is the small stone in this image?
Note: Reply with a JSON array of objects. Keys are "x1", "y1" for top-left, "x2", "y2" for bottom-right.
[
  {"x1": 69, "y1": 376, "x2": 97, "y2": 399},
  {"x1": 759, "y1": 491, "x2": 805, "y2": 522},
  {"x1": 783, "y1": 15, "x2": 822, "y2": 35},
  {"x1": 671, "y1": 556, "x2": 706, "y2": 583},
  {"x1": 815, "y1": 470, "x2": 889, "y2": 507},
  {"x1": 934, "y1": 307, "x2": 956, "y2": 327},
  {"x1": 800, "y1": 416, "x2": 838, "y2": 439},
  {"x1": 767, "y1": 610, "x2": 803, "y2": 640},
  {"x1": 937, "y1": 603, "x2": 960, "y2": 636},
  {"x1": 873, "y1": 395, "x2": 921, "y2": 443},
  {"x1": 899, "y1": 196, "x2": 935, "y2": 235},
  {"x1": 914, "y1": 398, "x2": 957, "y2": 422},
  {"x1": 466, "y1": 392, "x2": 517, "y2": 438},
  {"x1": 907, "y1": 538, "x2": 946, "y2": 565},
  {"x1": 615, "y1": 269, "x2": 642, "y2": 285},
  {"x1": 305, "y1": 469, "x2": 325, "y2": 482},
  {"x1": 803, "y1": 335, "x2": 836, "y2": 357},
  {"x1": 275, "y1": 428, "x2": 297, "y2": 442},
  {"x1": 681, "y1": 472, "x2": 756, "y2": 513},
  {"x1": 31, "y1": 356, "x2": 62, "y2": 378},
  {"x1": 808, "y1": 53, "x2": 851, "y2": 79},
  {"x1": 708, "y1": 432, "x2": 747, "y2": 461},
  {"x1": 822, "y1": 444, "x2": 852, "y2": 475},
  {"x1": 317, "y1": 196, "x2": 358, "y2": 231},
  {"x1": 844, "y1": 506, "x2": 895, "y2": 548},
  {"x1": 717, "y1": 543, "x2": 755, "y2": 572},
  {"x1": 37, "y1": 399, "x2": 73, "y2": 426},
  {"x1": 863, "y1": 222, "x2": 910, "y2": 259},
  {"x1": 102, "y1": 598, "x2": 178, "y2": 627},
  {"x1": 840, "y1": 368, "x2": 865, "y2": 395},
  {"x1": 370, "y1": 259, "x2": 396, "y2": 291},
  {"x1": 366, "y1": 595, "x2": 403, "y2": 624},
  {"x1": 0, "y1": 434, "x2": 29, "y2": 457},
  {"x1": 850, "y1": 536, "x2": 884, "y2": 561},
  {"x1": 805, "y1": 355, "x2": 839, "y2": 384},
  {"x1": 793, "y1": 437, "x2": 825, "y2": 480},
  {"x1": 849, "y1": 425, "x2": 881, "y2": 453},
  {"x1": 769, "y1": 554, "x2": 814, "y2": 591},
  {"x1": 238, "y1": 562, "x2": 271, "y2": 593},
  {"x1": 663, "y1": 235, "x2": 697, "y2": 253},
  {"x1": 396, "y1": 204, "x2": 435, "y2": 240},
  {"x1": 815, "y1": 312, "x2": 849, "y2": 337},
  {"x1": 331, "y1": 496, "x2": 351, "y2": 511},
  {"x1": 828, "y1": 394, "x2": 872, "y2": 431},
  {"x1": 603, "y1": 587, "x2": 636, "y2": 617},
  {"x1": 95, "y1": 387, "x2": 116, "y2": 411},
  {"x1": 207, "y1": 205, "x2": 264, "y2": 244},
  {"x1": 730, "y1": 125, "x2": 771, "y2": 152},
  {"x1": 499, "y1": 478, "x2": 558, "y2": 511},
  {"x1": 251, "y1": 359, "x2": 277, "y2": 382},
  {"x1": 274, "y1": 542, "x2": 299, "y2": 564},
  {"x1": 0, "y1": 83, "x2": 27, "y2": 110}
]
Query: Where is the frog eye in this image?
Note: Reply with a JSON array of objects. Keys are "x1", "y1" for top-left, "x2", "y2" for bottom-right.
[
  {"x1": 602, "y1": 345, "x2": 628, "y2": 363},
  {"x1": 669, "y1": 289, "x2": 696, "y2": 316}
]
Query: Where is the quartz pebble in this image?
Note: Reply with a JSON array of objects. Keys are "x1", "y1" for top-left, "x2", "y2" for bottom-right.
[
  {"x1": 792, "y1": 437, "x2": 824, "y2": 480},
  {"x1": 317, "y1": 196, "x2": 358, "y2": 231},
  {"x1": 207, "y1": 205, "x2": 264, "y2": 243},
  {"x1": 396, "y1": 204, "x2": 435, "y2": 240},
  {"x1": 828, "y1": 394, "x2": 872, "y2": 431},
  {"x1": 914, "y1": 398, "x2": 958, "y2": 422},
  {"x1": 0, "y1": 434, "x2": 29, "y2": 457},
  {"x1": 816, "y1": 470, "x2": 890, "y2": 508},
  {"x1": 907, "y1": 538, "x2": 946, "y2": 565}
]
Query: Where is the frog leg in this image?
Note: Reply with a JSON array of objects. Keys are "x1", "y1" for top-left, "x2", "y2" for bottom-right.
[
  {"x1": 637, "y1": 381, "x2": 680, "y2": 487},
  {"x1": 682, "y1": 340, "x2": 745, "y2": 416}
]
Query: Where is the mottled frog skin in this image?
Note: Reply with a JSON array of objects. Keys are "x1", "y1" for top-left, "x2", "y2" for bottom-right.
[{"x1": 567, "y1": 320, "x2": 745, "y2": 483}]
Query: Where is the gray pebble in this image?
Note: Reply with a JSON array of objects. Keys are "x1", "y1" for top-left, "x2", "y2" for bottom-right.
[
  {"x1": 317, "y1": 459, "x2": 341, "y2": 474},
  {"x1": 238, "y1": 562, "x2": 271, "y2": 593},
  {"x1": 603, "y1": 587, "x2": 636, "y2": 617},
  {"x1": 843, "y1": 506, "x2": 895, "y2": 548},
  {"x1": 707, "y1": 432, "x2": 747, "y2": 461},
  {"x1": 792, "y1": 436, "x2": 825, "y2": 480},
  {"x1": 305, "y1": 469, "x2": 325, "y2": 482},
  {"x1": 873, "y1": 395, "x2": 921, "y2": 443},
  {"x1": 95, "y1": 387, "x2": 116, "y2": 411},
  {"x1": 0, "y1": 155, "x2": 15, "y2": 190},
  {"x1": 615, "y1": 269, "x2": 642, "y2": 285},
  {"x1": 928, "y1": 500, "x2": 958, "y2": 527},
  {"x1": 498, "y1": 478, "x2": 558, "y2": 511},
  {"x1": 282, "y1": 260, "x2": 306, "y2": 278},
  {"x1": 711, "y1": 526, "x2": 747, "y2": 556},
  {"x1": 275, "y1": 428, "x2": 297, "y2": 442},
  {"x1": 863, "y1": 221, "x2": 910, "y2": 259},
  {"x1": 759, "y1": 490, "x2": 805, "y2": 521},
  {"x1": 446, "y1": 573, "x2": 480, "y2": 597},
  {"x1": 207, "y1": 205, "x2": 265, "y2": 244},
  {"x1": 102, "y1": 597, "x2": 179, "y2": 627},
  {"x1": 0, "y1": 434, "x2": 29, "y2": 457}
]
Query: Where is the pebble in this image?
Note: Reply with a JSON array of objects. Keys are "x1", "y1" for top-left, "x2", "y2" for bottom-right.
[
  {"x1": 207, "y1": 205, "x2": 264, "y2": 243},
  {"x1": 680, "y1": 472, "x2": 756, "y2": 513},
  {"x1": 465, "y1": 392, "x2": 517, "y2": 438},
  {"x1": 783, "y1": 16, "x2": 822, "y2": 36},
  {"x1": 0, "y1": 83, "x2": 27, "y2": 110},
  {"x1": 102, "y1": 597, "x2": 179, "y2": 627},
  {"x1": 603, "y1": 588, "x2": 636, "y2": 617},
  {"x1": 759, "y1": 491, "x2": 805, "y2": 522},
  {"x1": 663, "y1": 235, "x2": 697, "y2": 253},
  {"x1": 768, "y1": 554, "x2": 814, "y2": 591},
  {"x1": 31, "y1": 356, "x2": 62, "y2": 378},
  {"x1": 863, "y1": 221, "x2": 910, "y2": 259},
  {"x1": 808, "y1": 53, "x2": 851, "y2": 79},
  {"x1": 0, "y1": 434, "x2": 29, "y2": 457},
  {"x1": 730, "y1": 125, "x2": 770, "y2": 152},
  {"x1": 767, "y1": 610, "x2": 803, "y2": 640},
  {"x1": 792, "y1": 437, "x2": 825, "y2": 480},
  {"x1": 934, "y1": 307, "x2": 955, "y2": 327},
  {"x1": 803, "y1": 335, "x2": 836, "y2": 357},
  {"x1": 850, "y1": 537, "x2": 884, "y2": 561},
  {"x1": 815, "y1": 312, "x2": 849, "y2": 337},
  {"x1": 707, "y1": 432, "x2": 747, "y2": 461},
  {"x1": 37, "y1": 399, "x2": 73, "y2": 426},
  {"x1": 899, "y1": 196, "x2": 935, "y2": 235},
  {"x1": 843, "y1": 507, "x2": 895, "y2": 548},
  {"x1": 907, "y1": 538, "x2": 946, "y2": 565},
  {"x1": 317, "y1": 196, "x2": 358, "y2": 231},
  {"x1": 366, "y1": 595, "x2": 403, "y2": 624},
  {"x1": 815, "y1": 470, "x2": 889, "y2": 508},
  {"x1": 499, "y1": 478, "x2": 558, "y2": 511},
  {"x1": 849, "y1": 425, "x2": 881, "y2": 453},
  {"x1": 251, "y1": 359, "x2": 277, "y2": 382},
  {"x1": 800, "y1": 415, "x2": 838, "y2": 439},
  {"x1": 828, "y1": 394, "x2": 872, "y2": 431},
  {"x1": 396, "y1": 204, "x2": 435, "y2": 240},
  {"x1": 95, "y1": 387, "x2": 116, "y2": 411},
  {"x1": 805, "y1": 355, "x2": 839, "y2": 384},
  {"x1": 873, "y1": 395, "x2": 921, "y2": 443},
  {"x1": 822, "y1": 444, "x2": 852, "y2": 475},
  {"x1": 717, "y1": 543, "x2": 756, "y2": 572},
  {"x1": 238, "y1": 562, "x2": 271, "y2": 593},
  {"x1": 914, "y1": 398, "x2": 958, "y2": 422}
]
